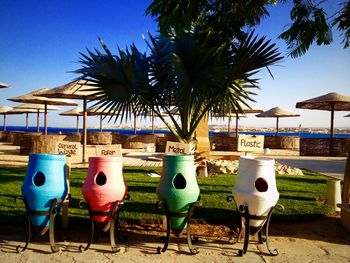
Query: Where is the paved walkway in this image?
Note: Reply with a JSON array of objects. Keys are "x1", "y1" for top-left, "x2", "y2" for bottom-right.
[
  {"x1": 273, "y1": 155, "x2": 346, "y2": 180},
  {"x1": 0, "y1": 143, "x2": 163, "y2": 168},
  {"x1": 0, "y1": 143, "x2": 346, "y2": 180}
]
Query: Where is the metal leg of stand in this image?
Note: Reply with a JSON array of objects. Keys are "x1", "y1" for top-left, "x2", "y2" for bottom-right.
[
  {"x1": 229, "y1": 216, "x2": 243, "y2": 244},
  {"x1": 16, "y1": 197, "x2": 62, "y2": 253},
  {"x1": 110, "y1": 201, "x2": 121, "y2": 253},
  {"x1": 264, "y1": 204, "x2": 284, "y2": 256},
  {"x1": 237, "y1": 218, "x2": 244, "y2": 242},
  {"x1": 79, "y1": 200, "x2": 125, "y2": 253},
  {"x1": 186, "y1": 202, "x2": 199, "y2": 254},
  {"x1": 238, "y1": 205, "x2": 250, "y2": 257},
  {"x1": 157, "y1": 201, "x2": 171, "y2": 254},
  {"x1": 229, "y1": 197, "x2": 284, "y2": 257},
  {"x1": 79, "y1": 200, "x2": 94, "y2": 252},
  {"x1": 117, "y1": 194, "x2": 129, "y2": 243},
  {"x1": 156, "y1": 201, "x2": 199, "y2": 254},
  {"x1": 16, "y1": 198, "x2": 31, "y2": 253},
  {"x1": 49, "y1": 198, "x2": 61, "y2": 253},
  {"x1": 258, "y1": 227, "x2": 267, "y2": 244},
  {"x1": 82, "y1": 218, "x2": 94, "y2": 252},
  {"x1": 226, "y1": 195, "x2": 242, "y2": 244},
  {"x1": 110, "y1": 217, "x2": 120, "y2": 253},
  {"x1": 114, "y1": 211, "x2": 127, "y2": 243}
]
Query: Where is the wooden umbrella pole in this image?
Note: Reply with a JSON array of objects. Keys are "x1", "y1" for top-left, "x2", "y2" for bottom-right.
[
  {"x1": 228, "y1": 116, "x2": 231, "y2": 133},
  {"x1": 44, "y1": 103, "x2": 48, "y2": 135},
  {"x1": 3, "y1": 114, "x2": 6, "y2": 131},
  {"x1": 235, "y1": 113, "x2": 239, "y2": 137},
  {"x1": 330, "y1": 104, "x2": 335, "y2": 138},
  {"x1": 83, "y1": 97, "x2": 87, "y2": 163},
  {"x1": 276, "y1": 117, "x2": 279, "y2": 136},
  {"x1": 76, "y1": 116, "x2": 79, "y2": 133},
  {"x1": 36, "y1": 109, "x2": 40, "y2": 133},
  {"x1": 100, "y1": 115, "x2": 102, "y2": 132},
  {"x1": 26, "y1": 113, "x2": 29, "y2": 131},
  {"x1": 134, "y1": 112, "x2": 137, "y2": 135}
]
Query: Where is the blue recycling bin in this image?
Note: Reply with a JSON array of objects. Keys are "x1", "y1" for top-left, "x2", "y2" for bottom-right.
[{"x1": 22, "y1": 153, "x2": 68, "y2": 227}]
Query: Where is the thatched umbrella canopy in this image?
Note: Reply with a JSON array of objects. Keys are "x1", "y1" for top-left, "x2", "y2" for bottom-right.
[
  {"x1": 14, "y1": 103, "x2": 60, "y2": 111},
  {"x1": 256, "y1": 107, "x2": 300, "y2": 136},
  {"x1": 13, "y1": 103, "x2": 61, "y2": 132},
  {"x1": 0, "y1": 82, "x2": 11, "y2": 88},
  {"x1": 7, "y1": 108, "x2": 45, "y2": 131},
  {"x1": 59, "y1": 107, "x2": 83, "y2": 133},
  {"x1": 36, "y1": 80, "x2": 99, "y2": 163},
  {"x1": 8, "y1": 88, "x2": 77, "y2": 135},
  {"x1": 0, "y1": 106, "x2": 13, "y2": 131},
  {"x1": 296, "y1": 92, "x2": 350, "y2": 138}
]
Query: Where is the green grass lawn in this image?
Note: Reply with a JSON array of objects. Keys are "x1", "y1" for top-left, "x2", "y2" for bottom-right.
[{"x1": 0, "y1": 166, "x2": 332, "y2": 229}]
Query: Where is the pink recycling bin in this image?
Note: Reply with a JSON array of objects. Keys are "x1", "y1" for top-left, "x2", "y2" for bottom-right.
[{"x1": 82, "y1": 156, "x2": 127, "y2": 223}]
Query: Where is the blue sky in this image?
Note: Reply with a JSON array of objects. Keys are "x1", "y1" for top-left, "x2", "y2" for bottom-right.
[{"x1": 0, "y1": 0, "x2": 349, "y2": 130}]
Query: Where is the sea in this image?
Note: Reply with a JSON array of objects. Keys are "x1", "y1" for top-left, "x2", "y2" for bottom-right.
[{"x1": 1, "y1": 126, "x2": 350, "y2": 138}]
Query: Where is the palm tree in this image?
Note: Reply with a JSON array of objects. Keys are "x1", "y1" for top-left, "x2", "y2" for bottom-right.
[{"x1": 74, "y1": 31, "x2": 282, "y2": 144}]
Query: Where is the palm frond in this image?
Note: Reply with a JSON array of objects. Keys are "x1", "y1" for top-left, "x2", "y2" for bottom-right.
[
  {"x1": 279, "y1": 1, "x2": 332, "y2": 58},
  {"x1": 332, "y1": 0, "x2": 350, "y2": 48}
]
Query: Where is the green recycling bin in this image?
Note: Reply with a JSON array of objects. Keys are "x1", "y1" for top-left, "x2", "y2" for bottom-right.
[{"x1": 156, "y1": 154, "x2": 200, "y2": 236}]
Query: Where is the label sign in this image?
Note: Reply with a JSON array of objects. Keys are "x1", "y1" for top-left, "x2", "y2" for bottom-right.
[
  {"x1": 165, "y1": 141, "x2": 193, "y2": 154},
  {"x1": 237, "y1": 135, "x2": 264, "y2": 152},
  {"x1": 56, "y1": 141, "x2": 81, "y2": 156},
  {"x1": 95, "y1": 145, "x2": 122, "y2": 157}
]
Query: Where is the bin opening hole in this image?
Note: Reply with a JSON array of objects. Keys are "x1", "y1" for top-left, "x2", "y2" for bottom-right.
[
  {"x1": 95, "y1": 172, "x2": 107, "y2": 186},
  {"x1": 33, "y1": 171, "x2": 45, "y2": 186},
  {"x1": 255, "y1": 177, "x2": 268, "y2": 192},
  {"x1": 173, "y1": 173, "x2": 186, "y2": 189}
]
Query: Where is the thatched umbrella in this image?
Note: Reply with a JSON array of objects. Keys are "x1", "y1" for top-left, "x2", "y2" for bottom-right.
[
  {"x1": 13, "y1": 103, "x2": 61, "y2": 132},
  {"x1": 36, "y1": 80, "x2": 99, "y2": 163},
  {"x1": 213, "y1": 112, "x2": 247, "y2": 135},
  {"x1": 229, "y1": 110, "x2": 263, "y2": 136},
  {"x1": 0, "y1": 106, "x2": 13, "y2": 131},
  {"x1": 87, "y1": 105, "x2": 116, "y2": 132},
  {"x1": 212, "y1": 103, "x2": 263, "y2": 135},
  {"x1": 145, "y1": 109, "x2": 170, "y2": 134},
  {"x1": 256, "y1": 107, "x2": 300, "y2": 136},
  {"x1": 7, "y1": 108, "x2": 45, "y2": 131},
  {"x1": 8, "y1": 88, "x2": 77, "y2": 135},
  {"x1": 59, "y1": 107, "x2": 83, "y2": 133},
  {"x1": 296, "y1": 92, "x2": 350, "y2": 138},
  {"x1": 145, "y1": 110, "x2": 157, "y2": 134},
  {"x1": 0, "y1": 82, "x2": 11, "y2": 88}
]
